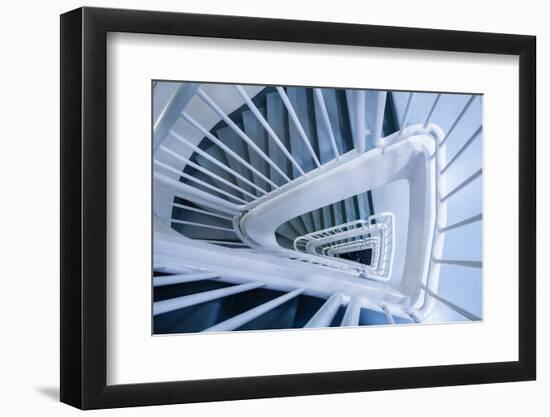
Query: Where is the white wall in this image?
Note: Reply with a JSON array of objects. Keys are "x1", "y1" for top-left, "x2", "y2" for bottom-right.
[{"x1": 0, "y1": 0, "x2": 546, "y2": 415}]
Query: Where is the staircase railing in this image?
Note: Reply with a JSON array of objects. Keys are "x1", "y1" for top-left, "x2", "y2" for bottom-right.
[
  {"x1": 357, "y1": 92, "x2": 482, "y2": 322},
  {"x1": 154, "y1": 85, "x2": 359, "y2": 216},
  {"x1": 153, "y1": 84, "x2": 483, "y2": 325},
  {"x1": 292, "y1": 213, "x2": 395, "y2": 280},
  {"x1": 415, "y1": 94, "x2": 482, "y2": 322},
  {"x1": 154, "y1": 229, "x2": 414, "y2": 331}
]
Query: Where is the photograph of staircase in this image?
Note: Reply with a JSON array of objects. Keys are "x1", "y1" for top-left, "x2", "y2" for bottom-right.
[{"x1": 152, "y1": 82, "x2": 483, "y2": 334}]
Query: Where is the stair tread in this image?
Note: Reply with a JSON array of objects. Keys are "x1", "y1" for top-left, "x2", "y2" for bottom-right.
[
  {"x1": 266, "y1": 92, "x2": 292, "y2": 185},
  {"x1": 312, "y1": 89, "x2": 338, "y2": 164},
  {"x1": 194, "y1": 147, "x2": 248, "y2": 201},
  {"x1": 241, "y1": 108, "x2": 272, "y2": 194},
  {"x1": 216, "y1": 125, "x2": 257, "y2": 197}
]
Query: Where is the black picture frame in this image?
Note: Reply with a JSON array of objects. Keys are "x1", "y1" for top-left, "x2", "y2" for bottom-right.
[{"x1": 60, "y1": 6, "x2": 536, "y2": 410}]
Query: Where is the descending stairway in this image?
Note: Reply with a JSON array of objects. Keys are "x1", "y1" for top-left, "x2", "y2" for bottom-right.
[
  {"x1": 163, "y1": 87, "x2": 387, "y2": 249},
  {"x1": 153, "y1": 83, "x2": 484, "y2": 333}
]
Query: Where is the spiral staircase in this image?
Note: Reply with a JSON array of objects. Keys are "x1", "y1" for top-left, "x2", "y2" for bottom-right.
[{"x1": 152, "y1": 82, "x2": 483, "y2": 334}]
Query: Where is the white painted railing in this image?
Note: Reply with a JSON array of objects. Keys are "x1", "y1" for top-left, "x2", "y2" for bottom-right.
[
  {"x1": 324, "y1": 237, "x2": 380, "y2": 271},
  {"x1": 380, "y1": 92, "x2": 482, "y2": 322},
  {"x1": 153, "y1": 85, "x2": 482, "y2": 328},
  {"x1": 154, "y1": 86, "x2": 356, "y2": 217},
  {"x1": 292, "y1": 213, "x2": 395, "y2": 280}
]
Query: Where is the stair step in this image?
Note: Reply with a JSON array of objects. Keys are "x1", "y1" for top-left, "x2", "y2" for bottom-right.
[
  {"x1": 171, "y1": 221, "x2": 237, "y2": 241},
  {"x1": 194, "y1": 146, "x2": 248, "y2": 201},
  {"x1": 321, "y1": 206, "x2": 333, "y2": 230},
  {"x1": 241, "y1": 108, "x2": 272, "y2": 194},
  {"x1": 266, "y1": 92, "x2": 292, "y2": 185},
  {"x1": 310, "y1": 208, "x2": 322, "y2": 233},
  {"x1": 281, "y1": 89, "x2": 316, "y2": 174},
  {"x1": 312, "y1": 89, "x2": 337, "y2": 164},
  {"x1": 176, "y1": 161, "x2": 245, "y2": 205},
  {"x1": 322, "y1": 88, "x2": 353, "y2": 154},
  {"x1": 276, "y1": 223, "x2": 301, "y2": 242},
  {"x1": 286, "y1": 87, "x2": 319, "y2": 169},
  {"x1": 294, "y1": 216, "x2": 310, "y2": 236},
  {"x1": 171, "y1": 202, "x2": 233, "y2": 228},
  {"x1": 299, "y1": 213, "x2": 315, "y2": 234},
  {"x1": 275, "y1": 232, "x2": 295, "y2": 249},
  {"x1": 336, "y1": 89, "x2": 355, "y2": 152},
  {"x1": 216, "y1": 125, "x2": 257, "y2": 197},
  {"x1": 286, "y1": 87, "x2": 320, "y2": 233},
  {"x1": 355, "y1": 193, "x2": 370, "y2": 220},
  {"x1": 266, "y1": 92, "x2": 309, "y2": 236},
  {"x1": 345, "y1": 89, "x2": 357, "y2": 146},
  {"x1": 331, "y1": 201, "x2": 345, "y2": 226},
  {"x1": 342, "y1": 197, "x2": 357, "y2": 223}
]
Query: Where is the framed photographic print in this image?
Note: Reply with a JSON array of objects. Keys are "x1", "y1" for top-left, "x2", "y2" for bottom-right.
[{"x1": 60, "y1": 6, "x2": 536, "y2": 409}]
